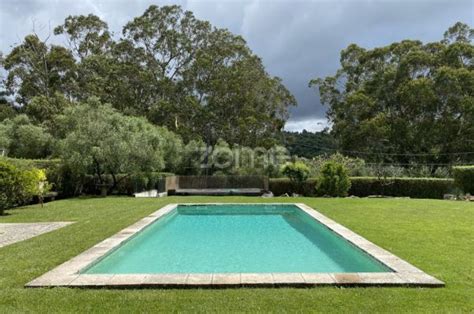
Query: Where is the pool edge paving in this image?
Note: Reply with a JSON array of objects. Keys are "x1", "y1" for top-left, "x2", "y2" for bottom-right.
[{"x1": 25, "y1": 203, "x2": 444, "y2": 288}]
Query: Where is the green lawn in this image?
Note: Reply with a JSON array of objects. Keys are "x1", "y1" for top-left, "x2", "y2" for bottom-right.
[{"x1": 0, "y1": 196, "x2": 473, "y2": 313}]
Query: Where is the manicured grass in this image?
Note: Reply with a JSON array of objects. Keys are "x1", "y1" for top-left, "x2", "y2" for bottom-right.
[{"x1": 0, "y1": 196, "x2": 473, "y2": 312}]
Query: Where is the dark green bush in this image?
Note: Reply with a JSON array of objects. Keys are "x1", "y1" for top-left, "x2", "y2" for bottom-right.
[
  {"x1": 82, "y1": 172, "x2": 171, "y2": 195},
  {"x1": 270, "y1": 177, "x2": 454, "y2": 199},
  {"x1": 269, "y1": 178, "x2": 317, "y2": 196},
  {"x1": 349, "y1": 177, "x2": 454, "y2": 199},
  {"x1": 316, "y1": 161, "x2": 351, "y2": 197},
  {"x1": 452, "y1": 166, "x2": 474, "y2": 194},
  {"x1": 0, "y1": 161, "x2": 19, "y2": 215}
]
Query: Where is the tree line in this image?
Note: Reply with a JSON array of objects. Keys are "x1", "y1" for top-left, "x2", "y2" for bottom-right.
[
  {"x1": 0, "y1": 7, "x2": 472, "y2": 174},
  {"x1": 0, "y1": 5, "x2": 295, "y2": 149},
  {"x1": 310, "y1": 22, "x2": 474, "y2": 170}
]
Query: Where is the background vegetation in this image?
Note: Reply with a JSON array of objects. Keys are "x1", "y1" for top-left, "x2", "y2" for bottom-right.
[{"x1": 0, "y1": 6, "x2": 472, "y2": 202}]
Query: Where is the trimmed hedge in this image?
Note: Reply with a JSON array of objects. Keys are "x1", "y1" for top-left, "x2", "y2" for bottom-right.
[
  {"x1": 348, "y1": 177, "x2": 454, "y2": 199},
  {"x1": 269, "y1": 178, "x2": 317, "y2": 196},
  {"x1": 177, "y1": 176, "x2": 268, "y2": 190},
  {"x1": 82, "y1": 172, "x2": 172, "y2": 196},
  {"x1": 270, "y1": 177, "x2": 455, "y2": 199},
  {"x1": 452, "y1": 166, "x2": 474, "y2": 194}
]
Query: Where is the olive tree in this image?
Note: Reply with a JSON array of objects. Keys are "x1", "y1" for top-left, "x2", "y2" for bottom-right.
[{"x1": 56, "y1": 98, "x2": 182, "y2": 194}]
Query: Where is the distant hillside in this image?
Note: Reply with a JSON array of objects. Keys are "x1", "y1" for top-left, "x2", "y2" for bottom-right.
[{"x1": 282, "y1": 130, "x2": 336, "y2": 158}]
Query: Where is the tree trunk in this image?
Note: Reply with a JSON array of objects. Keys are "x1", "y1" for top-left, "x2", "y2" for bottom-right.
[{"x1": 108, "y1": 172, "x2": 118, "y2": 195}]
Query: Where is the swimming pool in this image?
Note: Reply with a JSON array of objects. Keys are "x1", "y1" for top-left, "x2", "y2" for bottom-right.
[
  {"x1": 26, "y1": 203, "x2": 444, "y2": 287},
  {"x1": 84, "y1": 204, "x2": 389, "y2": 274}
]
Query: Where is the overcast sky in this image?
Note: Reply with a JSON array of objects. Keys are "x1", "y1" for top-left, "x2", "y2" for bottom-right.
[{"x1": 1, "y1": 0, "x2": 472, "y2": 132}]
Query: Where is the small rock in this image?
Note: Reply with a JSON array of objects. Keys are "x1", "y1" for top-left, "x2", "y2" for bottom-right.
[
  {"x1": 261, "y1": 191, "x2": 274, "y2": 198},
  {"x1": 443, "y1": 194, "x2": 455, "y2": 200}
]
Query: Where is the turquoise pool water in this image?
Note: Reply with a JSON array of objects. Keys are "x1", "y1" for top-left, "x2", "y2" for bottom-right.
[{"x1": 84, "y1": 204, "x2": 390, "y2": 274}]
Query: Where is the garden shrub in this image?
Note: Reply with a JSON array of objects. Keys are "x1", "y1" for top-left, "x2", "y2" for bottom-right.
[
  {"x1": 281, "y1": 162, "x2": 310, "y2": 185},
  {"x1": 309, "y1": 153, "x2": 367, "y2": 177},
  {"x1": 24, "y1": 168, "x2": 52, "y2": 206},
  {"x1": 316, "y1": 161, "x2": 351, "y2": 197},
  {"x1": 0, "y1": 160, "x2": 45, "y2": 214},
  {"x1": 2, "y1": 158, "x2": 63, "y2": 194},
  {"x1": 452, "y1": 166, "x2": 474, "y2": 194},
  {"x1": 0, "y1": 161, "x2": 19, "y2": 215}
]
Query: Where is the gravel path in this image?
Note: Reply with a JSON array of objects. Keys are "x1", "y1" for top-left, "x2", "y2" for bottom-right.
[{"x1": 0, "y1": 222, "x2": 73, "y2": 248}]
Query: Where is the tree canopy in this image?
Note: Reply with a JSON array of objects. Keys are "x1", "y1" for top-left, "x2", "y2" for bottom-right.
[
  {"x1": 310, "y1": 22, "x2": 474, "y2": 168},
  {"x1": 0, "y1": 115, "x2": 53, "y2": 159},
  {"x1": 2, "y1": 5, "x2": 295, "y2": 147}
]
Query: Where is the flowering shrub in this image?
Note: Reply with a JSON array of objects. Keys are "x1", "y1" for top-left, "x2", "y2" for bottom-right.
[{"x1": 0, "y1": 159, "x2": 50, "y2": 214}]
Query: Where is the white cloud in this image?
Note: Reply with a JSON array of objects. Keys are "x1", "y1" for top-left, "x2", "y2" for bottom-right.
[{"x1": 284, "y1": 118, "x2": 329, "y2": 133}]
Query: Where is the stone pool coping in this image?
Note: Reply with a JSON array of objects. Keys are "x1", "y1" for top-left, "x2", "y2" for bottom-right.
[{"x1": 26, "y1": 203, "x2": 444, "y2": 288}]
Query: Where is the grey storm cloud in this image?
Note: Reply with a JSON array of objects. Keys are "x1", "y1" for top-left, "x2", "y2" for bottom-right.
[{"x1": 1, "y1": 0, "x2": 473, "y2": 132}]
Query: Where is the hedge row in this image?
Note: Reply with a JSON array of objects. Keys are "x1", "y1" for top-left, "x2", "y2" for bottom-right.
[
  {"x1": 452, "y1": 166, "x2": 474, "y2": 194},
  {"x1": 81, "y1": 173, "x2": 170, "y2": 195},
  {"x1": 269, "y1": 178, "x2": 317, "y2": 196},
  {"x1": 348, "y1": 177, "x2": 455, "y2": 199},
  {"x1": 269, "y1": 177, "x2": 455, "y2": 199},
  {"x1": 0, "y1": 157, "x2": 173, "y2": 197},
  {"x1": 177, "y1": 175, "x2": 268, "y2": 189}
]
